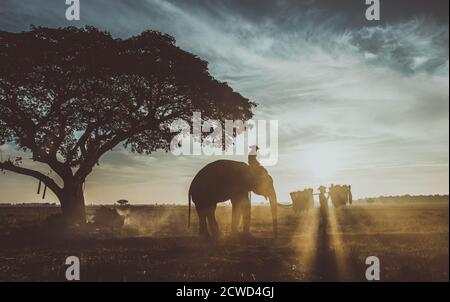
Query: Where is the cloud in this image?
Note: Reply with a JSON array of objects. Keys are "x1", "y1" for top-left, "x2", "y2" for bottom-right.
[
  {"x1": 352, "y1": 19, "x2": 449, "y2": 74},
  {"x1": 0, "y1": 0, "x2": 448, "y2": 202}
]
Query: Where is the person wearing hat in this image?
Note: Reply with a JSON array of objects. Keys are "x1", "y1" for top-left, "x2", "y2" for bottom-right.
[
  {"x1": 318, "y1": 185, "x2": 329, "y2": 228},
  {"x1": 329, "y1": 184, "x2": 336, "y2": 207},
  {"x1": 318, "y1": 186, "x2": 329, "y2": 210},
  {"x1": 248, "y1": 145, "x2": 261, "y2": 167}
]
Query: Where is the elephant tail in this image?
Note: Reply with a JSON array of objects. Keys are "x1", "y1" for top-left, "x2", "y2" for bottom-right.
[{"x1": 188, "y1": 187, "x2": 192, "y2": 228}]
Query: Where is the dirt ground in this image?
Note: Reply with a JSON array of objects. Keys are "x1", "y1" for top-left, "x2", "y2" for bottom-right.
[{"x1": 0, "y1": 201, "x2": 448, "y2": 281}]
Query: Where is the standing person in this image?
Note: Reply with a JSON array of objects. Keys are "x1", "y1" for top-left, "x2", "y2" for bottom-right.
[
  {"x1": 348, "y1": 185, "x2": 353, "y2": 205},
  {"x1": 318, "y1": 186, "x2": 329, "y2": 227},
  {"x1": 318, "y1": 186, "x2": 329, "y2": 210},
  {"x1": 329, "y1": 184, "x2": 335, "y2": 207}
]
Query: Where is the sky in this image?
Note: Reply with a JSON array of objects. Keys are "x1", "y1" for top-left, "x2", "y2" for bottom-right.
[{"x1": 0, "y1": 0, "x2": 448, "y2": 204}]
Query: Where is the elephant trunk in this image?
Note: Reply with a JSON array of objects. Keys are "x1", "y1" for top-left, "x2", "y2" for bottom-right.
[{"x1": 268, "y1": 188, "x2": 278, "y2": 238}]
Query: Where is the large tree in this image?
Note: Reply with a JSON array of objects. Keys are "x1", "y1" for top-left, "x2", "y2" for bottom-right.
[{"x1": 0, "y1": 26, "x2": 255, "y2": 225}]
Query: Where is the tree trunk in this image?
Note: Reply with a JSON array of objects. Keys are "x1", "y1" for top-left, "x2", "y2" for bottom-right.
[{"x1": 60, "y1": 182, "x2": 86, "y2": 226}]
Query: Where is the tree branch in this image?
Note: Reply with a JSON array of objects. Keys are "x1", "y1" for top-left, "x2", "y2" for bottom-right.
[{"x1": 0, "y1": 160, "x2": 63, "y2": 197}]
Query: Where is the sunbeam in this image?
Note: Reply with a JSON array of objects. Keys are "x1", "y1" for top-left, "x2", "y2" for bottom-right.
[
  {"x1": 328, "y1": 208, "x2": 351, "y2": 281},
  {"x1": 292, "y1": 209, "x2": 320, "y2": 279}
]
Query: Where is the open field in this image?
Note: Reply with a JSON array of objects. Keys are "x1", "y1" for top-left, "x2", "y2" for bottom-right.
[{"x1": 0, "y1": 201, "x2": 448, "y2": 281}]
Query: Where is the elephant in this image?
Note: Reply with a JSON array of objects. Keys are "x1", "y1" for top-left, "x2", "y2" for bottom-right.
[{"x1": 188, "y1": 159, "x2": 278, "y2": 238}]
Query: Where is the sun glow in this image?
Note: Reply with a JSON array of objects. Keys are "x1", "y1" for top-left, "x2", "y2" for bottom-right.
[{"x1": 305, "y1": 145, "x2": 339, "y2": 181}]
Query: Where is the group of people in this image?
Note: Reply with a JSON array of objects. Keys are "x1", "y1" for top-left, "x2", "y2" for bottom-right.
[
  {"x1": 289, "y1": 184, "x2": 353, "y2": 215},
  {"x1": 249, "y1": 145, "x2": 353, "y2": 211}
]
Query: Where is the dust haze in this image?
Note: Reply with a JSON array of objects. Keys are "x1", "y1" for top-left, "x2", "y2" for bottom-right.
[{"x1": 0, "y1": 197, "x2": 447, "y2": 281}]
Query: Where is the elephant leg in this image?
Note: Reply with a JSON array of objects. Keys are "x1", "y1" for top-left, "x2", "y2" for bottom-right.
[
  {"x1": 197, "y1": 207, "x2": 209, "y2": 238},
  {"x1": 241, "y1": 196, "x2": 251, "y2": 234},
  {"x1": 206, "y1": 206, "x2": 220, "y2": 238},
  {"x1": 231, "y1": 200, "x2": 241, "y2": 234}
]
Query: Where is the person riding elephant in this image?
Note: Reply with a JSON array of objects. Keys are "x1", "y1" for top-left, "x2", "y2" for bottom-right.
[{"x1": 188, "y1": 159, "x2": 278, "y2": 239}]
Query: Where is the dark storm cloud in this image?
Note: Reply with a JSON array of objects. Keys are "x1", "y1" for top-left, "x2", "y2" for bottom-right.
[
  {"x1": 1, "y1": 0, "x2": 448, "y2": 32},
  {"x1": 2, "y1": 0, "x2": 447, "y2": 76},
  {"x1": 0, "y1": 0, "x2": 449, "y2": 77}
]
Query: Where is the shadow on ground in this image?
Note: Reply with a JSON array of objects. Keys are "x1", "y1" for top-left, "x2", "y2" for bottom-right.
[{"x1": 0, "y1": 203, "x2": 448, "y2": 281}]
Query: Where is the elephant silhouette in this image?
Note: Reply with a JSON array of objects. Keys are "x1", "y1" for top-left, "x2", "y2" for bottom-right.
[{"x1": 188, "y1": 160, "x2": 278, "y2": 239}]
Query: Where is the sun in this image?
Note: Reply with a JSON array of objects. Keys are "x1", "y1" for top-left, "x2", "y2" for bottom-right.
[{"x1": 305, "y1": 145, "x2": 339, "y2": 181}]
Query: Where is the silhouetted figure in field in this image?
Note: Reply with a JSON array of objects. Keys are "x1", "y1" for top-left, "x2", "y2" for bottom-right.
[
  {"x1": 318, "y1": 186, "x2": 329, "y2": 227},
  {"x1": 319, "y1": 186, "x2": 329, "y2": 209},
  {"x1": 329, "y1": 184, "x2": 336, "y2": 207},
  {"x1": 348, "y1": 185, "x2": 353, "y2": 205}
]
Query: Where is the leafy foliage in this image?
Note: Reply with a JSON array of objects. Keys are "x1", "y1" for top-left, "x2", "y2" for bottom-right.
[{"x1": 0, "y1": 26, "x2": 255, "y2": 188}]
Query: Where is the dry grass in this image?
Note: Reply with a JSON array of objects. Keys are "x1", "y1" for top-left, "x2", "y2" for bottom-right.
[{"x1": 0, "y1": 201, "x2": 448, "y2": 281}]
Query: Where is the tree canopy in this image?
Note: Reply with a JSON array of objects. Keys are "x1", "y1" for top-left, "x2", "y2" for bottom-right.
[{"x1": 0, "y1": 26, "x2": 255, "y2": 223}]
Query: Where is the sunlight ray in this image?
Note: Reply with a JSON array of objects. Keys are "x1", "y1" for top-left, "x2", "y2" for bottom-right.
[
  {"x1": 292, "y1": 209, "x2": 320, "y2": 278},
  {"x1": 328, "y1": 208, "x2": 351, "y2": 280}
]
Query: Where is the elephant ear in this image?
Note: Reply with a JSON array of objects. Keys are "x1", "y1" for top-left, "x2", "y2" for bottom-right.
[{"x1": 250, "y1": 165, "x2": 272, "y2": 189}]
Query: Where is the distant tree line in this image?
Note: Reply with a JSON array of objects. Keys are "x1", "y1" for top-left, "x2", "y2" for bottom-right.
[{"x1": 358, "y1": 194, "x2": 449, "y2": 204}]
